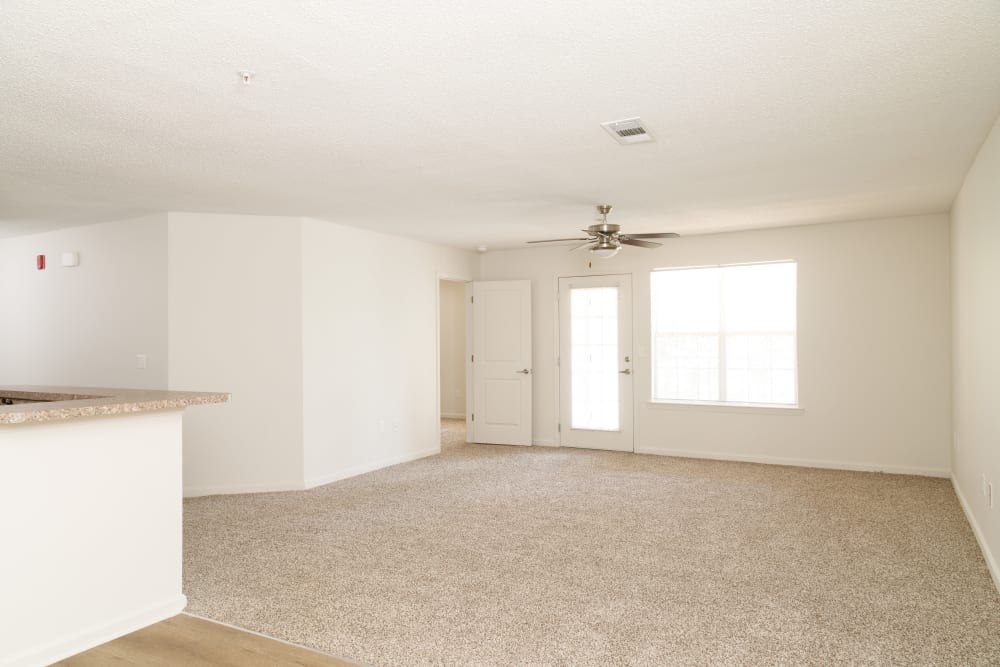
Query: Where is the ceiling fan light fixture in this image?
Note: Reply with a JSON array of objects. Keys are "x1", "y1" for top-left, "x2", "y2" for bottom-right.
[{"x1": 591, "y1": 241, "x2": 620, "y2": 258}]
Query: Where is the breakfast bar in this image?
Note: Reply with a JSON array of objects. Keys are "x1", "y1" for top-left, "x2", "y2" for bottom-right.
[{"x1": 0, "y1": 386, "x2": 228, "y2": 667}]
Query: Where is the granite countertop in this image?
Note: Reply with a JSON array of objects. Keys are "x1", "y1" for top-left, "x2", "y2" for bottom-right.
[{"x1": 0, "y1": 385, "x2": 230, "y2": 425}]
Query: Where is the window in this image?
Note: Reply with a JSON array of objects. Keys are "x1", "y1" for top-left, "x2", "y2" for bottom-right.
[{"x1": 650, "y1": 261, "x2": 797, "y2": 406}]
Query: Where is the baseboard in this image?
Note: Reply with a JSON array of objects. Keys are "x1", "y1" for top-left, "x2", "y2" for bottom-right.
[
  {"x1": 533, "y1": 438, "x2": 558, "y2": 447},
  {"x1": 184, "y1": 480, "x2": 305, "y2": 497},
  {"x1": 1, "y1": 594, "x2": 186, "y2": 667},
  {"x1": 952, "y1": 475, "x2": 1000, "y2": 594},
  {"x1": 441, "y1": 412, "x2": 466, "y2": 419},
  {"x1": 304, "y1": 446, "x2": 440, "y2": 490},
  {"x1": 634, "y1": 446, "x2": 950, "y2": 478}
]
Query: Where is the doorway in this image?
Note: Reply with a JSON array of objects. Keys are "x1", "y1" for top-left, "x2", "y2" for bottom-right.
[
  {"x1": 558, "y1": 274, "x2": 634, "y2": 451},
  {"x1": 439, "y1": 279, "x2": 468, "y2": 424}
]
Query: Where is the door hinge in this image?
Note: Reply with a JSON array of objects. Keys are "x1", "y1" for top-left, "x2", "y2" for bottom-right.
[
  {"x1": 471, "y1": 354, "x2": 474, "y2": 362},
  {"x1": 470, "y1": 295, "x2": 474, "y2": 304},
  {"x1": 472, "y1": 413, "x2": 475, "y2": 422},
  {"x1": 558, "y1": 423, "x2": 561, "y2": 433}
]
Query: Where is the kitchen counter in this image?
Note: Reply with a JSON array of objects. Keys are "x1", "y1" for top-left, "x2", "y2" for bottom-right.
[
  {"x1": 0, "y1": 384, "x2": 228, "y2": 666},
  {"x1": 0, "y1": 385, "x2": 229, "y2": 425}
]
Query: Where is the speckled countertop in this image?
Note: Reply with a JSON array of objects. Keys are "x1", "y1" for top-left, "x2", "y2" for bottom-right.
[{"x1": 0, "y1": 385, "x2": 230, "y2": 425}]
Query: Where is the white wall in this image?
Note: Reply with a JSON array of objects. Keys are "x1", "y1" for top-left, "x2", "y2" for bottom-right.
[
  {"x1": 2, "y1": 210, "x2": 478, "y2": 496},
  {"x1": 301, "y1": 218, "x2": 476, "y2": 488},
  {"x1": 439, "y1": 279, "x2": 467, "y2": 418},
  {"x1": 168, "y1": 213, "x2": 305, "y2": 495},
  {"x1": 480, "y1": 214, "x2": 952, "y2": 475},
  {"x1": 951, "y1": 112, "x2": 1000, "y2": 589},
  {"x1": 0, "y1": 214, "x2": 168, "y2": 388}
]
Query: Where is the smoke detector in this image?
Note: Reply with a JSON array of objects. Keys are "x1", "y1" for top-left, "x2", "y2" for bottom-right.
[{"x1": 600, "y1": 117, "x2": 655, "y2": 145}]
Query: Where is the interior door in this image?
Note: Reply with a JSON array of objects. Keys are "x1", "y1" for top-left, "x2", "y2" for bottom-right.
[
  {"x1": 559, "y1": 274, "x2": 633, "y2": 451},
  {"x1": 471, "y1": 280, "x2": 532, "y2": 446}
]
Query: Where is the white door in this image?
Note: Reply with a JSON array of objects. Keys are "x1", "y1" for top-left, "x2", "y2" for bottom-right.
[
  {"x1": 471, "y1": 280, "x2": 532, "y2": 446},
  {"x1": 559, "y1": 274, "x2": 633, "y2": 451}
]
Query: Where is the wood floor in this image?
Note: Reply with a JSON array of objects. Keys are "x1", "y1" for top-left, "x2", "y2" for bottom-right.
[{"x1": 56, "y1": 614, "x2": 357, "y2": 666}]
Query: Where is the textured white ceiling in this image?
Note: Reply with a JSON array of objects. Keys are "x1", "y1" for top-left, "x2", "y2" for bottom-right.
[{"x1": 2, "y1": 1, "x2": 999, "y2": 247}]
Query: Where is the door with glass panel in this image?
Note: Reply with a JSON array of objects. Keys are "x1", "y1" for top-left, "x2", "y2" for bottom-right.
[{"x1": 558, "y1": 275, "x2": 633, "y2": 451}]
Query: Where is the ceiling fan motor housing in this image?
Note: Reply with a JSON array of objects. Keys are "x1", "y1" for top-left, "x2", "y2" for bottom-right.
[{"x1": 588, "y1": 223, "x2": 620, "y2": 236}]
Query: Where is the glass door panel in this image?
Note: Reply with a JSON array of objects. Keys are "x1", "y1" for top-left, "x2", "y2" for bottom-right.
[{"x1": 570, "y1": 287, "x2": 620, "y2": 431}]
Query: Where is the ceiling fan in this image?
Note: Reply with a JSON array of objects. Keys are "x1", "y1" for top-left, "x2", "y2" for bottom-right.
[{"x1": 527, "y1": 205, "x2": 679, "y2": 258}]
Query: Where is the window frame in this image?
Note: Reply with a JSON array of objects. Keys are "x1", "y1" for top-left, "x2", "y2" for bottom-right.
[{"x1": 649, "y1": 260, "x2": 799, "y2": 410}]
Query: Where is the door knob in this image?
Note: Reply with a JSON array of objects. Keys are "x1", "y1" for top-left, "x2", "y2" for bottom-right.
[
  {"x1": 619, "y1": 368, "x2": 632, "y2": 375},
  {"x1": 516, "y1": 368, "x2": 531, "y2": 374}
]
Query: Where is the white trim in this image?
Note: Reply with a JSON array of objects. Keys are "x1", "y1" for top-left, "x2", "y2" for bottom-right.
[
  {"x1": 304, "y1": 446, "x2": 440, "y2": 489},
  {"x1": 533, "y1": 438, "x2": 557, "y2": 447},
  {"x1": 634, "y1": 446, "x2": 950, "y2": 478},
  {"x1": 441, "y1": 412, "x2": 465, "y2": 419},
  {"x1": 952, "y1": 476, "x2": 1000, "y2": 594},
  {"x1": 184, "y1": 479, "x2": 305, "y2": 497},
  {"x1": 1, "y1": 595, "x2": 186, "y2": 667},
  {"x1": 647, "y1": 400, "x2": 804, "y2": 415}
]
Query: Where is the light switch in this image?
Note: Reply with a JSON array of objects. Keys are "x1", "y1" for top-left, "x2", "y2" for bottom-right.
[{"x1": 136, "y1": 354, "x2": 147, "y2": 370}]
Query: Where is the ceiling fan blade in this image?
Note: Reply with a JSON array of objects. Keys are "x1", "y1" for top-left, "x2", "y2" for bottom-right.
[
  {"x1": 620, "y1": 232, "x2": 680, "y2": 239},
  {"x1": 526, "y1": 237, "x2": 591, "y2": 244},
  {"x1": 569, "y1": 241, "x2": 595, "y2": 252},
  {"x1": 620, "y1": 238, "x2": 662, "y2": 249}
]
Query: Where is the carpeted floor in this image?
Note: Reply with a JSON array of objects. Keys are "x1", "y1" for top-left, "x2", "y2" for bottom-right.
[{"x1": 184, "y1": 419, "x2": 1000, "y2": 666}]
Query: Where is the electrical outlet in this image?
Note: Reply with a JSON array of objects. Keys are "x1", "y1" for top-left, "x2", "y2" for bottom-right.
[{"x1": 135, "y1": 354, "x2": 147, "y2": 370}]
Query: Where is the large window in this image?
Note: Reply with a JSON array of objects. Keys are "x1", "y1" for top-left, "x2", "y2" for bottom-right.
[{"x1": 651, "y1": 261, "x2": 797, "y2": 406}]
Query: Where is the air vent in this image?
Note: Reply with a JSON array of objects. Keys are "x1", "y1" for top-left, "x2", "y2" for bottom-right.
[{"x1": 600, "y1": 117, "x2": 655, "y2": 145}]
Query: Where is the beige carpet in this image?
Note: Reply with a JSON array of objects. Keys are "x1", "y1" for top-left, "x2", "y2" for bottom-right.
[{"x1": 184, "y1": 420, "x2": 1000, "y2": 665}]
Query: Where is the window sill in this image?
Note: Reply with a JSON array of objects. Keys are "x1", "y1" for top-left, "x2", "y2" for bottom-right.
[{"x1": 647, "y1": 400, "x2": 804, "y2": 415}]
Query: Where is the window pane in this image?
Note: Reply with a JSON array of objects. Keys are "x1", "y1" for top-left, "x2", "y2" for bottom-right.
[
  {"x1": 723, "y1": 262, "x2": 797, "y2": 332},
  {"x1": 652, "y1": 334, "x2": 719, "y2": 401},
  {"x1": 570, "y1": 287, "x2": 620, "y2": 431},
  {"x1": 725, "y1": 333, "x2": 796, "y2": 405},
  {"x1": 651, "y1": 268, "x2": 720, "y2": 332}
]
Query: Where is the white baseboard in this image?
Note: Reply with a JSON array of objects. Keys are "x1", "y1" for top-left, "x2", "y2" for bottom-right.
[
  {"x1": 184, "y1": 479, "x2": 305, "y2": 497},
  {"x1": 533, "y1": 438, "x2": 558, "y2": 447},
  {"x1": 441, "y1": 412, "x2": 466, "y2": 419},
  {"x1": 952, "y1": 476, "x2": 1000, "y2": 594},
  {"x1": 634, "y1": 446, "x2": 950, "y2": 478},
  {"x1": 2, "y1": 595, "x2": 186, "y2": 667},
  {"x1": 304, "y1": 446, "x2": 440, "y2": 490}
]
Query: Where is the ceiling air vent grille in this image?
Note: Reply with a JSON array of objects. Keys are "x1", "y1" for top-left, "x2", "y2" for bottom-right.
[{"x1": 600, "y1": 117, "x2": 655, "y2": 145}]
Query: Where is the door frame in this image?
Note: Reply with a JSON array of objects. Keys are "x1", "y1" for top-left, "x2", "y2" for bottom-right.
[{"x1": 554, "y1": 272, "x2": 638, "y2": 451}]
